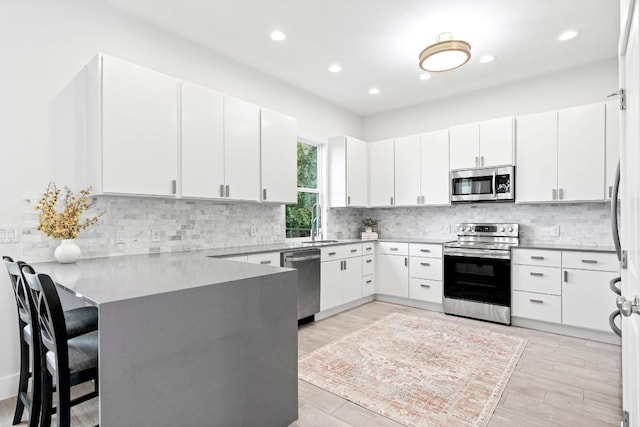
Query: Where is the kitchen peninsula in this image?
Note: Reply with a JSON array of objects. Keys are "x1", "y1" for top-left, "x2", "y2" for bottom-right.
[{"x1": 35, "y1": 251, "x2": 298, "y2": 427}]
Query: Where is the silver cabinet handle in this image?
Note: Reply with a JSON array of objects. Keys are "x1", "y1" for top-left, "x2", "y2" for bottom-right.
[
  {"x1": 328, "y1": 252, "x2": 336, "y2": 256},
  {"x1": 421, "y1": 195, "x2": 425, "y2": 204},
  {"x1": 475, "y1": 156, "x2": 479, "y2": 167},
  {"x1": 404, "y1": 257, "x2": 407, "y2": 266},
  {"x1": 340, "y1": 260, "x2": 344, "y2": 270},
  {"x1": 220, "y1": 184, "x2": 225, "y2": 198},
  {"x1": 366, "y1": 279, "x2": 372, "y2": 284},
  {"x1": 347, "y1": 196, "x2": 351, "y2": 205},
  {"x1": 366, "y1": 247, "x2": 372, "y2": 251},
  {"x1": 420, "y1": 262, "x2": 430, "y2": 266},
  {"x1": 530, "y1": 272, "x2": 544, "y2": 277},
  {"x1": 366, "y1": 259, "x2": 372, "y2": 263},
  {"x1": 390, "y1": 248, "x2": 399, "y2": 251},
  {"x1": 390, "y1": 196, "x2": 394, "y2": 205},
  {"x1": 581, "y1": 259, "x2": 598, "y2": 264},
  {"x1": 530, "y1": 299, "x2": 544, "y2": 304},
  {"x1": 558, "y1": 188, "x2": 564, "y2": 200},
  {"x1": 420, "y1": 249, "x2": 431, "y2": 253},
  {"x1": 531, "y1": 255, "x2": 545, "y2": 260},
  {"x1": 171, "y1": 179, "x2": 177, "y2": 195},
  {"x1": 420, "y1": 283, "x2": 431, "y2": 288},
  {"x1": 480, "y1": 156, "x2": 484, "y2": 167},
  {"x1": 564, "y1": 270, "x2": 568, "y2": 282},
  {"x1": 226, "y1": 185, "x2": 230, "y2": 197},
  {"x1": 552, "y1": 188, "x2": 557, "y2": 200},
  {"x1": 609, "y1": 186, "x2": 613, "y2": 198},
  {"x1": 260, "y1": 260, "x2": 271, "y2": 264},
  {"x1": 350, "y1": 249, "x2": 357, "y2": 253},
  {"x1": 263, "y1": 189, "x2": 267, "y2": 200}
]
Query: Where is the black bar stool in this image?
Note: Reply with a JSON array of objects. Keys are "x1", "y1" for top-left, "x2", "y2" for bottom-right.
[
  {"x1": 3, "y1": 256, "x2": 99, "y2": 426},
  {"x1": 22, "y1": 264, "x2": 99, "y2": 427}
]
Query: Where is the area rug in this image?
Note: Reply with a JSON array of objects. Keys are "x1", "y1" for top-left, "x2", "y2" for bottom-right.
[{"x1": 298, "y1": 313, "x2": 527, "y2": 427}]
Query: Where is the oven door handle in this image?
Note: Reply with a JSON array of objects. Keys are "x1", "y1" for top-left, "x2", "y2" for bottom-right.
[{"x1": 444, "y1": 250, "x2": 510, "y2": 260}]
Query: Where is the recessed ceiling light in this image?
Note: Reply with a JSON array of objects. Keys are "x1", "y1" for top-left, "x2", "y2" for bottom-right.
[
  {"x1": 558, "y1": 30, "x2": 579, "y2": 41},
  {"x1": 328, "y1": 64, "x2": 342, "y2": 73},
  {"x1": 419, "y1": 73, "x2": 432, "y2": 80},
  {"x1": 369, "y1": 88, "x2": 380, "y2": 95},
  {"x1": 270, "y1": 31, "x2": 286, "y2": 41},
  {"x1": 479, "y1": 55, "x2": 496, "y2": 64}
]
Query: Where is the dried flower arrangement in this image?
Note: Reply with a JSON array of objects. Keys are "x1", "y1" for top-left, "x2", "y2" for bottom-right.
[{"x1": 34, "y1": 183, "x2": 101, "y2": 239}]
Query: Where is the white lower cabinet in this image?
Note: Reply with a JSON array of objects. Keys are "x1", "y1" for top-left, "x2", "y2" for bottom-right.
[
  {"x1": 409, "y1": 278, "x2": 443, "y2": 303},
  {"x1": 320, "y1": 245, "x2": 364, "y2": 311},
  {"x1": 363, "y1": 276, "x2": 376, "y2": 296},
  {"x1": 512, "y1": 291, "x2": 562, "y2": 323},
  {"x1": 408, "y1": 243, "x2": 443, "y2": 303},
  {"x1": 362, "y1": 242, "x2": 376, "y2": 297},
  {"x1": 378, "y1": 254, "x2": 409, "y2": 297},
  {"x1": 562, "y1": 268, "x2": 619, "y2": 332}
]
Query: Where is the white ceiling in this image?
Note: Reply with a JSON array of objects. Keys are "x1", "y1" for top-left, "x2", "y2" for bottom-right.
[{"x1": 99, "y1": 0, "x2": 619, "y2": 116}]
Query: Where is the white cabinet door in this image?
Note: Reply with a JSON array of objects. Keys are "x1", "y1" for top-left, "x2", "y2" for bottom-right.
[
  {"x1": 479, "y1": 116, "x2": 514, "y2": 167},
  {"x1": 369, "y1": 139, "x2": 395, "y2": 207},
  {"x1": 224, "y1": 97, "x2": 260, "y2": 201},
  {"x1": 342, "y1": 257, "x2": 363, "y2": 303},
  {"x1": 421, "y1": 130, "x2": 450, "y2": 205},
  {"x1": 260, "y1": 109, "x2": 297, "y2": 203},
  {"x1": 449, "y1": 123, "x2": 479, "y2": 170},
  {"x1": 557, "y1": 103, "x2": 605, "y2": 201},
  {"x1": 346, "y1": 137, "x2": 369, "y2": 207},
  {"x1": 562, "y1": 269, "x2": 619, "y2": 332},
  {"x1": 181, "y1": 83, "x2": 225, "y2": 199},
  {"x1": 605, "y1": 100, "x2": 621, "y2": 200},
  {"x1": 394, "y1": 135, "x2": 421, "y2": 206},
  {"x1": 321, "y1": 260, "x2": 342, "y2": 311},
  {"x1": 101, "y1": 56, "x2": 178, "y2": 196},
  {"x1": 516, "y1": 111, "x2": 558, "y2": 202},
  {"x1": 378, "y1": 254, "x2": 408, "y2": 297}
]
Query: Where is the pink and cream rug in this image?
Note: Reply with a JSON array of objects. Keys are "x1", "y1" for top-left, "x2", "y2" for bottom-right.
[{"x1": 298, "y1": 313, "x2": 527, "y2": 427}]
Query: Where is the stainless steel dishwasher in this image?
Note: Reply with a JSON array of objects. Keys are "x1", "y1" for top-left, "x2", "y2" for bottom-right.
[{"x1": 282, "y1": 249, "x2": 321, "y2": 322}]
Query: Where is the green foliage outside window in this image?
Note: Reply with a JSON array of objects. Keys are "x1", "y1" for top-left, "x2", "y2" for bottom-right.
[{"x1": 286, "y1": 142, "x2": 319, "y2": 237}]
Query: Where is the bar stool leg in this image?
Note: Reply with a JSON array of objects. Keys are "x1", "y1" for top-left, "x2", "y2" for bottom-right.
[
  {"x1": 39, "y1": 370, "x2": 53, "y2": 427},
  {"x1": 12, "y1": 327, "x2": 29, "y2": 425}
]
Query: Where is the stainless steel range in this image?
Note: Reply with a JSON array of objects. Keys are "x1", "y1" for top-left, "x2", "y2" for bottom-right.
[{"x1": 443, "y1": 223, "x2": 519, "y2": 325}]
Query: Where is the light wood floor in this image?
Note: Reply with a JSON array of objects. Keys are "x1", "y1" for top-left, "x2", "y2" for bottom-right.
[{"x1": 0, "y1": 301, "x2": 622, "y2": 426}]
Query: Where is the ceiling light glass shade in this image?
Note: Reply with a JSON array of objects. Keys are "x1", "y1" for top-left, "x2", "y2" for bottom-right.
[{"x1": 419, "y1": 34, "x2": 471, "y2": 72}]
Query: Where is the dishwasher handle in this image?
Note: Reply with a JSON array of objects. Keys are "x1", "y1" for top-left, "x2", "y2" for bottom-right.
[{"x1": 285, "y1": 254, "x2": 321, "y2": 263}]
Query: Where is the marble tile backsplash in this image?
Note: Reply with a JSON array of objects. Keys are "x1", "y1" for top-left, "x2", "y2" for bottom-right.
[
  {"x1": 21, "y1": 195, "x2": 285, "y2": 262},
  {"x1": 329, "y1": 202, "x2": 614, "y2": 248}
]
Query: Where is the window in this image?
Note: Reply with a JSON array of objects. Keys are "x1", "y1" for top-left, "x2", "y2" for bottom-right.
[{"x1": 286, "y1": 141, "x2": 320, "y2": 238}]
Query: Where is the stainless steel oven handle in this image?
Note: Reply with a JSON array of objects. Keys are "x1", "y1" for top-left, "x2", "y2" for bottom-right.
[
  {"x1": 285, "y1": 255, "x2": 321, "y2": 262},
  {"x1": 444, "y1": 249, "x2": 511, "y2": 260}
]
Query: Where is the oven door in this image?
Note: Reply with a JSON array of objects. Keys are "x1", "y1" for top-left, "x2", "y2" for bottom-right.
[{"x1": 443, "y1": 255, "x2": 511, "y2": 306}]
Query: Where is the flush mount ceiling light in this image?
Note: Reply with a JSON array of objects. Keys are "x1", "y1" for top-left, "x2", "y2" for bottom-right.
[
  {"x1": 558, "y1": 30, "x2": 579, "y2": 41},
  {"x1": 419, "y1": 32, "x2": 471, "y2": 72},
  {"x1": 269, "y1": 31, "x2": 286, "y2": 41}
]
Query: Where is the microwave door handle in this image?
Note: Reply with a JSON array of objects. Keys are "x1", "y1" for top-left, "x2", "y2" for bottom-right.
[{"x1": 611, "y1": 160, "x2": 621, "y2": 261}]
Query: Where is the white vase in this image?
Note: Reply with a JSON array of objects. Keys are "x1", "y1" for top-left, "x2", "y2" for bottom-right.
[
  {"x1": 365, "y1": 226, "x2": 373, "y2": 233},
  {"x1": 54, "y1": 239, "x2": 81, "y2": 264}
]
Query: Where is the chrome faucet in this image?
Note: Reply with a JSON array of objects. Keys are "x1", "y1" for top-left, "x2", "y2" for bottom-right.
[{"x1": 311, "y1": 203, "x2": 321, "y2": 241}]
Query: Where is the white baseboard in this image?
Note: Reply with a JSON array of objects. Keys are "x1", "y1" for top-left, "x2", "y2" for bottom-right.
[
  {"x1": 374, "y1": 295, "x2": 444, "y2": 313},
  {"x1": 0, "y1": 372, "x2": 19, "y2": 401},
  {"x1": 512, "y1": 317, "x2": 621, "y2": 345},
  {"x1": 316, "y1": 295, "x2": 375, "y2": 321}
]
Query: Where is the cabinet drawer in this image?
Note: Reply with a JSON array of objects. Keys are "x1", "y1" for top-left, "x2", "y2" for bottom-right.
[
  {"x1": 247, "y1": 252, "x2": 280, "y2": 266},
  {"x1": 512, "y1": 249, "x2": 561, "y2": 267},
  {"x1": 512, "y1": 291, "x2": 561, "y2": 323},
  {"x1": 409, "y1": 243, "x2": 442, "y2": 258},
  {"x1": 362, "y1": 255, "x2": 375, "y2": 276},
  {"x1": 363, "y1": 276, "x2": 375, "y2": 296},
  {"x1": 562, "y1": 251, "x2": 619, "y2": 272},
  {"x1": 378, "y1": 242, "x2": 409, "y2": 256},
  {"x1": 512, "y1": 265, "x2": 561, "y2": 295},
  {"x1": 321, "y1": 244, "x2": 362, "y2": 262},
  {"x1": 409, "y1": 278, "x2": 442, "y2": 304},
  {"x1": 409, "y1": 257, "x2": 442, "y2": 280},
  {"x1": 362, "y1": 242, "x2": 376, "y2": 254}
]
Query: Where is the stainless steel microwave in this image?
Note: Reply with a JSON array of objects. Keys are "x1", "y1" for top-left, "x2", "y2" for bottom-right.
[{"x1": 450, "y1": 165, "x2": 515, "y2": 203}]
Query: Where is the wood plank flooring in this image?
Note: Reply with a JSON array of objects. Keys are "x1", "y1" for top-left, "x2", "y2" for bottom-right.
[{"x1": 0, "y1": 301, "x2": 622, "y2": 426}]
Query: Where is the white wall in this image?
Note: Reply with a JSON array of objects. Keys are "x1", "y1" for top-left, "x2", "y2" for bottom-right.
[
  {"x1": 0, "y1": 0, "x2": 362, "y2": 400},
  {"x1": 362, "y1": 58, "x2": 618, "y2": 141}
]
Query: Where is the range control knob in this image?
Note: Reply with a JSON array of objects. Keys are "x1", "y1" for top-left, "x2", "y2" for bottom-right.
[
  {"x1": 508, "y1": 227, "x2": 514, "y2": 232},
  {"x1": 499, "y1": 227, "x2": 505, "y2": 232},
  {"x1": 465, "y1": 227, "x2": 472, "y2": 232}
]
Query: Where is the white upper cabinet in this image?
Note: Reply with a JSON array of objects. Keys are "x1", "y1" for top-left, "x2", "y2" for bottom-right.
[
  {"x1": 328, "y1": 136, "x2": 368, "y2": 207},
  {"x1": 421, "y1": 130, "x2": 450, "y2": 205},
  {"x1": 605, "y1": 100, "x2": 621, "y2": 200},
  {"x1": 449, "y1": 117, "x2": 513, "y2": 170},
  {"x1": 557, "y1": 103, "x2": 605, "y2": 201},
  {"x1": 181, "y1": 83, "x2": 225, "y2": 199},
  {"x1": 516, "y1": 111, "x2": 558, "y2": 203},
  {"x1": 369, "y1": 139, "x2": 395, "y2": 207},
  {"x1": 394, "y1": 135, "x2": 422, "y2": 206},
  {"x1": 449, "y1": 123, "x2": 479, "y2": 170},
  {"x1": 94, "y1": 55, "x2": 179, "y2": 196},
  {"x1": 260, "y1": 109, "x2": 297, "y2": 204},
  {"x1": 224, "y1": 97, "x2": 261, "y2": 201},
  {"x1": 479, "y1": 117, "x2": 514, "y2": 167}
]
